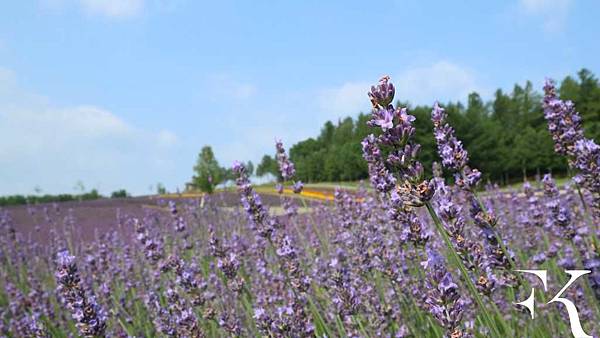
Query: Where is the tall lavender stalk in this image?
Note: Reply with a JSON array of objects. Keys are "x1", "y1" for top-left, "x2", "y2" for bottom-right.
[
  {"x1": 275, "y1": 139, "x2": 299, "y2": 186},
  {"x1": 361, "y1": 76, "x2": 433, "y2": 247},
  {"x1": 543, "y1": 80, "x2": 600, "y2": 308},
  {"x1": 362, "y1": 76, "x2": 499, "y2": 335},
  {"x1": 55, "y1": 250, "x2": 107, "y2": 337},
  {"x1": 275, "y1": 139, "x2": 303, "y2": 217},
  {"x1": 543, "y1": 79, "x2": 600, "y2": 219},
  {"x1": 431, "y1": 102, "x2": 481, "y2": 191},
  {"x1": 431, "y1": 102, "x2": 515, "y2": 273}
]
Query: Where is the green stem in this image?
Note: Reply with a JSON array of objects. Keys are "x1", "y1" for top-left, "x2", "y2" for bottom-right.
[{"x1": 575, "y1": 183, "x2": 590, "y2": 213}]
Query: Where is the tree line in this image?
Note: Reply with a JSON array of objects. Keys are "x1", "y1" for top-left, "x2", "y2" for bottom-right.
[{"x1": 256, "y1": 69, "x2": 600, "y2": 185}]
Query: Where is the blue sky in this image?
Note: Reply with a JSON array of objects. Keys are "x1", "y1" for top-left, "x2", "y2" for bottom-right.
[{"x1": 1, "y1": 0, "x2": 599, "y2": 195}]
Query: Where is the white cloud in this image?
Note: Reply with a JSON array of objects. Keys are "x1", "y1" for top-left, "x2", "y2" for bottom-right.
[
  {"x1": 518, "y1": 0, "x2": 572, "y2": 32},
  {"x1": 0, "y1": 67, "x2": 180, "y2": 195},
  {"x1": 0, "y1": 106, "x2": 129, "y2": 162},
  {"x1": 394, "y1": 61, "x2": 485, "y2": 105},
  {"x1": 317, "y1": 61, "x2": 486, "y2": 119},
  {"x1": 318, "y1": 81, "x2": 371, "y2": 118}
]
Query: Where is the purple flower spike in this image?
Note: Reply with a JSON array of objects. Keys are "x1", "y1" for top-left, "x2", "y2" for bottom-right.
[
  {"x1": 369, "y1": 75, "x2": 395, "y2": 108},
  {"x1": 362, "y1": 76, "x2": 433, "y2": 247},
  {"x1": 233, "y1": 161, "x2": 275, "y2": 238},
  {"x1": 55, "y1": 250, "x2": 107, "y2": 338},
  {"x1": 543, "y1": 174, "x2": 576, "y2": 240},
  {"x1": 431, "y1": 102, "x2": 480, "y2": 190},
  {"x1": 543, "y1": 78, "x2": 600, "y2": 216},
  {"x1": 422, "y1": 247, "x2": 469, "y2": 337},
  {"x1": 275, "y1": 139, "x2": 296, "y2": 181},
  {"x1": 292, "y1": 181, "x2": 304, "y2": 194},
  {"x1": 543, "y1": 79, "x2": 585, "y2": 157}
]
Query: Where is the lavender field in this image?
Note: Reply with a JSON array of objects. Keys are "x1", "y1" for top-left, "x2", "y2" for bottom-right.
[{"x1": 2, "y1": 77, "x2": 600, "y2": 338}]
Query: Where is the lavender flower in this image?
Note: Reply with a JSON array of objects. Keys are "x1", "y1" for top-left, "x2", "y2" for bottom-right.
[
  {"x1": 25, "y1": 315, "x2": 49, "y2": 338},
  {"x1": 329, "y1": 256, "x2": 361, "y2": 318},
  {"x1": 543, "y1": 79, "x2": 600, "y2": 216},
  {"x1": 232, "y1": 159, "x2": 313, "y2": 333},
  {"x1": 435, "y1": 183, "x2": 475, "y2": 269},
  {"x1": 543, "y1": 174, "x2": 576, "y2": 240},
  {"x1": 431, "y1": 102, "x2": 481, "y2": 190},
  {"x1": 292, "y1": 180, "x2": 304, "y2": 194},
  {"x1": 163, "y1": 255, "x2": 208, "y2": 306},
  {"x1": 164, "y1": 287, "x2": 205, "y2": 337},
  {"x1": 168, "y1": 200, "x2": 187, "y2": 233},
  {"x1": 469, "y1": 197, "x2": 512, "y2": 270},
  {"x1": 431, "y1": 101, "x2": 515, "y2": 277},
  {"x1": 253, "y1": 307, "x2": 274, "y2": 334},
  {"x1": 276, "y1": 139, "x2": 296, "y2": 181},
  {"x1": 422, "y1": 248, "x2": 470, "y2": 338},
  {"x1": 361, "y1": 134, "x2": 396, "y2": 194},
  {"x1": 432, "y1": 102, "x2": 469, "y2": 171},
  {"x1": 133, "y1": 218, "x2": 164, "y2": 264},
  {"x1": 362, "y1": 77, "x2": 434, "y2": 246},
  {"x1": 145, "y1": 289, "x2": 177, "y2": 335},
  {"x1": 434, "y1": 183, "x2": 496, "y2": 295},
  {"x1": 572, "y1": 139, "x2": 600, "y2": 209},
  {"x1": 584, "y1": 256, "x2": 600, "y2": 300},
  {"x1": 274, "y1": 139, "x2": 304, "y2": 219},
  {"x1": 55, "y1": 250, "x2": 107, "y2": 337},
  {"x1": 542, "y1": 79, "x2": 585, "y2": 157},
  {"x1": 208, "y1": 226, "x2": 245, "y2": 293},
  {"x1": 233, "y1": 160, "x2": 277, "y2": 237},
  {"x1": 368, "y1": 75, "x2": 395, "y2": 108},
  {"x1": 523, "y1": 181, "x2": 544, "y2": 228}
]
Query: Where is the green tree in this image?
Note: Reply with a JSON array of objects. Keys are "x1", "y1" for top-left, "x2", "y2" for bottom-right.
[
  {"x1": 111, "y1": 189, "x2": 130, "y2": 198},
  {"x1": 192, "y1": 146, "x2": 223, "y2": 193},
  {"x1": 290, "y1": 138, "x2": 324, "y2": 182},
  {"x1": 256, "y1": 155, "x2": 279, "y2": 178},
  {"x1": 246, "y1": 161, "x2": 255, "y2": 176}
]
